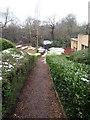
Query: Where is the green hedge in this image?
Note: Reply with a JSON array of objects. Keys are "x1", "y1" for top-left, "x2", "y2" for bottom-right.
[
  {"x1": 69, "y1": 47, "x2": 90, "y2": 65},
  {"x1": 0, "y1": 38, "x2": 15, "y2": 50},
  {"x1": 2, "y1": 48, "x2": 38, "y2": 118},
  {"x1": 47, "y1": 55, "x2": 90, "y2": 119}
]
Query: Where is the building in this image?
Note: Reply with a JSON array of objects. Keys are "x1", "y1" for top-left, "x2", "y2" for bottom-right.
[
  {"x1": 71, "y1": 38, "x2": 78, "y2": 51},
  {"x1": 71, "y1": 2, "x2": 90, "y2": 51},
  {"x1": 71, "y1": 34, "x2": 90, "y2": 51}
]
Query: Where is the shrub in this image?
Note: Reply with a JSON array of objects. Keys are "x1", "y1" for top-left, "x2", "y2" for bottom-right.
[
  {"x1": 47, "y1": 55, "x2": 90, "y2": 119},
  {"x1": 2, "y1": 48, "x2": 38, "y2": 118},
  {"x1": 0, "y1": 38, "x2": 15, "y2": 50},
  {"x1": 69, "y1": 47, "x2": 90, "y2": 65}
]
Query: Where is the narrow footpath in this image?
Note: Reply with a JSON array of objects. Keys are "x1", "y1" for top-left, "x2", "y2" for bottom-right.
[{"x1": 12, "y1": 56, "x2": 66, "y2": 119}]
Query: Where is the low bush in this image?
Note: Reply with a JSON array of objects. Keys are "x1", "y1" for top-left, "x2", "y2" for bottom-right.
[
  {"x1": 0, "y1": 38, "x2": 15, "y2": 50},
  {"x1": 47, "y1": 55, "x2": 90, "y2": 119},
  {"x1": 2, "y1": 48, "x2": 38, "y2": 118},
  {"x1": 69, "y1": 47, "x2": 90, "y2": 65}
]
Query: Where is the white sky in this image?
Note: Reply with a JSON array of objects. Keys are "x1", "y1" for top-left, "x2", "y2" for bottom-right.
[{"x1": 0, "y1": 0, "x2": 89, "y2": 24}]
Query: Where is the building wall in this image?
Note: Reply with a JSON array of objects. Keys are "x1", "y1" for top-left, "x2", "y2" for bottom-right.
[
  {"x1": 88, "y1": 35, "x2": 90, "y2": 46},
  {"x1": 71, "y1": 39, "x2": 78, "y2": 51},
  {"x1": 78, "y1": 35, "x2": 89, "y2": 51}
]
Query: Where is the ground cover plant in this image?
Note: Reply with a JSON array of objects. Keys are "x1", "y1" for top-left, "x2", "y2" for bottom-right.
[
  {"x1": 1, "y1": 48, "x2": 39, "y2": 118},
  {"x1": 46, "y1": 55, "x2": 90, "y2": 119}
]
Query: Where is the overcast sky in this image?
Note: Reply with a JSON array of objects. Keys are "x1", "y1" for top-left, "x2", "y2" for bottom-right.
[{"x1": 0, "y1": 0, "x2": 89, "y2": 24}]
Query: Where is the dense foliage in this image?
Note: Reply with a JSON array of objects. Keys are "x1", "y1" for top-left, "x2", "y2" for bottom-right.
[
  {"x1": 69, "y1": 47, "x2": 90, "y2": 65},
  {"x1": 2, "y1": 48, "x2": 39, "y2": 118},
  {"x1": 0, "y1": 38, "x2": 15, "y2": 50},
  {"x1": 46, "y1": 55, "x2": 90, "y2": 119}
]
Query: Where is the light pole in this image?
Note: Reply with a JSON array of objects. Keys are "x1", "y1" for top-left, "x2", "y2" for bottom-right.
[
  {"x1": 88, "y1": 1, "x2": 90, "y2": 46},
  {"x1": 35, "y1": 0, "x2": 40, "y2": 50},
  {"x1": 36, "y1": 20, "x2": 39, "y2": 49}
]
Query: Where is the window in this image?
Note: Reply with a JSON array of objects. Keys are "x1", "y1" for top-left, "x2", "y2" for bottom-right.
[
  {"x1": 82, "y1": 45, "x2": 85, "y2": 50},
  {"x1": 82, "y1": 44, "x2": 88, "y2": 50},
  {"x1": 74, "y1": 47, "x2": 77, "y2": 51}
]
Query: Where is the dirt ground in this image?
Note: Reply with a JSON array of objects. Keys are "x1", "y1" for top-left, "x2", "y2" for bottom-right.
[{"x1": 11, "y1": 56, "x2": 66, "y2": 119}]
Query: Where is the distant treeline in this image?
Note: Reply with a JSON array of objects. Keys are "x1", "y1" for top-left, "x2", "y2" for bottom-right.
[{"x1": 1, "y1": 9, "x2": 88, "y2": 48}]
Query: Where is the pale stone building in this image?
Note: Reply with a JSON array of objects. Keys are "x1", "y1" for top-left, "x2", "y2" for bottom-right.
[
  {"x1": 71, "y1": 38, "x2": 78, "y2": 51},
  {"x1": 71, "y1": 34, "x2": 90, "y2": 51}
]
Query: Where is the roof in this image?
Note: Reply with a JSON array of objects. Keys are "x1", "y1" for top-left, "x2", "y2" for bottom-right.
[
  {"x1": 48, "y1": 47, "x2": 64, "y2": 55},
  {"x1": 16, "y1": 45, "x2": 22, "y2": 48},
  {"x1": 43, "y1": 40, "x2": 53, "y2": 45},
  {"x1": 71, "y1": 38, "x2": 78, "y2": 42}
]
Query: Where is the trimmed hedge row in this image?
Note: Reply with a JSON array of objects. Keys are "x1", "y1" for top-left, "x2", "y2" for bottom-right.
[
  {"x1": 46, "y1": 55, "x2": 90, "y2": 119},
  {"x1": 2, "y1": 48, "x2": 39, "y2": 118},
  {"x1": 69, "y1": 47, "x2": 90, "y2": 65},
  {"x1": 0, "y1": 38, "x2": 15, "y2": 50}
]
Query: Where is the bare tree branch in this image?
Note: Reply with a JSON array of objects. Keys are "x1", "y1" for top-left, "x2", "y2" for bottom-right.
[
  {"x1": 1, "y1": 8, "x2": 15, "y2": 29},
  {"x1": 47, "y1": 17, "x2": 56, "y2": 41}
]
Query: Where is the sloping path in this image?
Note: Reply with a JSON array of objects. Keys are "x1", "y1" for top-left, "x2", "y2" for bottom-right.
[{"x1": 12, "y1": 56, "x2": 66, "y2": 119}]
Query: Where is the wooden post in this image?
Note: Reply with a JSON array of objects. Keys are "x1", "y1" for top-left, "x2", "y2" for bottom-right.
[{"x1": 36, "y1": 22, "x2": 38, "y2": 49}]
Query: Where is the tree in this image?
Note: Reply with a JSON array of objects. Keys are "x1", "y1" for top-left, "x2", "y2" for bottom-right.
[
  {"x1": 33, "y1": 19, "x2": 40, "y2": 48},
  {"x1": 78, "y1": 23, "x2": 88, "y2": 35},
  {"x1": 1, "y1": 8, "x2": 15, "y2": 29},
  {"x1": 47, "y1": 17, "x2": 56, "y2": 41},
  {"x1": 54, "y1": 14, "x2": 78, "y2": 48},
  {"x1": 25, "y1": 17, "x2": 34, "y2": 43},
  {"x1": 2, "y1": 23, "x2": 22, "y2": 43},
  {"x1": 24, "y1": 18, "x2": 42, "y2": 46}
]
